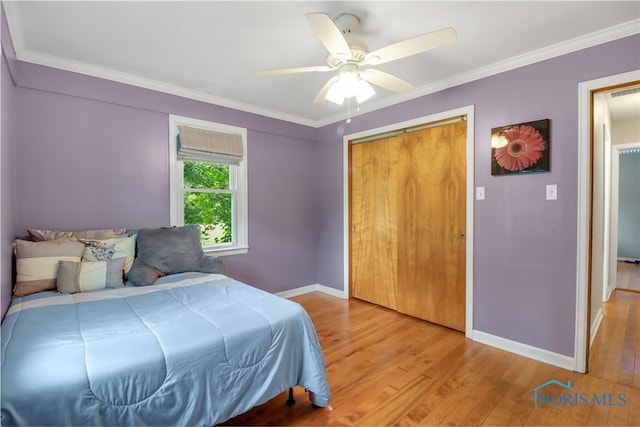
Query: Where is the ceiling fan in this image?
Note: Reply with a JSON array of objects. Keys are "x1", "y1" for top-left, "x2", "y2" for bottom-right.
[{"x1": 251, "y1": 12, "x2": 457, "y2": 105}]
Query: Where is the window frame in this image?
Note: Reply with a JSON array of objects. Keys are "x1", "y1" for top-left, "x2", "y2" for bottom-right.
[{"x1": 169, "y1": 114, "x2": 248, "y2": 256}]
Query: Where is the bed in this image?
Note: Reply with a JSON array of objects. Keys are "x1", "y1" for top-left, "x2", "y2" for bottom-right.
[{"x1": 1, "y1": 271, "x2": 331, "y2": 426}]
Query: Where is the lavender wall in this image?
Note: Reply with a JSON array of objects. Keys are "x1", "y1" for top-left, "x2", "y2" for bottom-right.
[
  {"x1": 314, "y1": 34, "x2": 640, "y2": 357},
  {"x1": 12, "y1": 62, "x2": 318, "y2": 294},
  {"x1": 226, "y1": 130, "x2": 317, "y2": 292},
  {"x1": 1, "y1": 59, "x2": 16, "y2": 321},
  {"x1": 1, "y1": 7, "x2": 17, "y2": 320},
  {"x1": 3, "y1": 14, "x2": 639, "y2": 359}
]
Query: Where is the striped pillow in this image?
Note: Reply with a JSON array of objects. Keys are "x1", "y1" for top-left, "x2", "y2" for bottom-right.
[
  {"x1": 27, "y1": 228, "x2": 127, "y2": 242},
  {"x1": 57, "y1": 258, "x2": 126, "y2": 293},
  {"x1": 14, "y1": 239, "x2": 86, "y2": 297}
]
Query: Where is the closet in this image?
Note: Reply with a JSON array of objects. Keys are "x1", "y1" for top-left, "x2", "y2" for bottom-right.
[{"x1": 349, "y1": 118, "x2": 467, "y2": 331}]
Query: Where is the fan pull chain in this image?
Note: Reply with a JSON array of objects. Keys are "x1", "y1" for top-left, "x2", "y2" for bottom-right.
[{"x1": 346, "y1": 97, "x2": 352, "y2": 123}]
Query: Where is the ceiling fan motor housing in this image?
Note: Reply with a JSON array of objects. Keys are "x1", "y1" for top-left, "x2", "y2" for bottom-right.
[
  {"x1": 334, "y1": 13, "x2": 360, "y2": 33},
  {"x1": 327, "y1": 42, "x2": 368, "y2": 67}
]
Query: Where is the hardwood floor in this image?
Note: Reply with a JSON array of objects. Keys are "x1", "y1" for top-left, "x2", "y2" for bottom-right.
[
  {"x1": 617, "y1": 261, "x2": 640, "y2": 292},
  {"x1": 222, "y1": 291, "x2": 640, "y2": 426}
]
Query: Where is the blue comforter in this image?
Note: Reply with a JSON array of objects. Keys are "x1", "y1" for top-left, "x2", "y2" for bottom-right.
[{"x1": 1, "y1": 273, "x2": 330, "y2": 426}]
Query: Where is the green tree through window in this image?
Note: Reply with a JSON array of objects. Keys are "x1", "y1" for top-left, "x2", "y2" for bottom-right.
[{"x1": 183, "y1": 161, "x2": 232, "y2": 245}]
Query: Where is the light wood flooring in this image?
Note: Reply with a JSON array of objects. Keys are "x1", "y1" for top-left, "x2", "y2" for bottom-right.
[
  {"x1": 617, "y1": 261, "x2": 640, "y2": 292},
  {"x1": 222, "y1": 291, "x2": 640, "y2": 426}
]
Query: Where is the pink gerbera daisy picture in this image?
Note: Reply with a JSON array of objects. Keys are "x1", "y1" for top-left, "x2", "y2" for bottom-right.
[{"x1": 491, "y1": 120, "x2": 549, "y2": 175}]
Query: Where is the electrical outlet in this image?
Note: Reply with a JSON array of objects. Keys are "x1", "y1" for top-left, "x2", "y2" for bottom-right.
[{"x1": 546, "y1": 184, "x2": 558, "y2": 200}]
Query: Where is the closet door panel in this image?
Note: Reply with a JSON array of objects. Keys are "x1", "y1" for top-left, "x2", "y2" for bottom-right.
[
  {"x1": 350, "y1": 137, "x2": 400, "y2": 309},
  {"x1": 396, "y1": 121, "x2": 467, "y2": 331}
]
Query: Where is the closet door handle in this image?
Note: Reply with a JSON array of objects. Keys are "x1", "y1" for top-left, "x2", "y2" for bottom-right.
[{"x1": 459, "y1": 233, "x2": 466, "y2": 243}]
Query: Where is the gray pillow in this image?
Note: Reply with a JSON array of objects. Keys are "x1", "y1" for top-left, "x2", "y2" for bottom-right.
[{"x1": 128, "y1": 226, "x2": 224, "y2": 286}]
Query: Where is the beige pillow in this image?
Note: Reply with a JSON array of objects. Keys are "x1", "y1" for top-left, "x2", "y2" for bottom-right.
[
  {"x1": 57, "y1": 258, "x2": 126, "y2": 293},
  {"x1": 28, "y1": 228, "x2": 127, "y2": 242},
  {"x1": 14, "y1": 239, "x2": 86, "y2": 297},
  {"x1": 81, "y1": 235, "x2": 137, "y2": 275}
]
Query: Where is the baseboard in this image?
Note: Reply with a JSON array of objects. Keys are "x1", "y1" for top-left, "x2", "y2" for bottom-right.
[
  {"x1": 283, "y1": 288, "x2": 576, "y2": 370},
  {"x1": 617, "y1": 257, "x2": 640, "y2": 263},
  {"x1": 605, "y1": 284, "x2": 615, "y2": 301},
  {"x1": 472, "y1": 330, "x2": 575, "y2": 371},
  {"x1": 277, "y1": 284, "x2": 347, "y2": 300},
  {"x1": 590, "y1": 308, "x2": 604, "y2": 347}
]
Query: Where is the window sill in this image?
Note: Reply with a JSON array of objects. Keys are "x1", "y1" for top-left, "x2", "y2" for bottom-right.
[{"x1": 203, "y1": 246, "x2": 249, "y2": 257}]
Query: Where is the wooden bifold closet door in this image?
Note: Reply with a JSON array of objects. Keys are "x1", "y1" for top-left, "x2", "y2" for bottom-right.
[{"x1": 350, "y1": 120, "x2": 467, "y2": 331}]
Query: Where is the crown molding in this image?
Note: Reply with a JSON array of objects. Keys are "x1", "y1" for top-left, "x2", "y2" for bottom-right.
[
  {"x1": 316, "y1": 19, "x2": 640, "y2": 127},
  {"x1": 16, "y1": 50, "x2": 319, "y2": 127},
  {"x1": 5, "y1": 0, "x2": 638, "y2": 130}
]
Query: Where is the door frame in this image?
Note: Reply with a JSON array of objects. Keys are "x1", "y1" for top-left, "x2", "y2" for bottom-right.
[
  {"x1": 342, "y1": 105, "x2": 475, "y2": 338},
  {"x1": 575, "y1": 69, "x2": 640, "y2": 373}
]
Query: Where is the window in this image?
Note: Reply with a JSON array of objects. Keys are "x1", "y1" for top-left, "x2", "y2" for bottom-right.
[{"x1": 169, "y1": 115, "x2": 248, "y2": 256}]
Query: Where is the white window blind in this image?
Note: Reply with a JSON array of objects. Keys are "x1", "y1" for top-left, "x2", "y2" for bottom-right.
[{"x1": 177, "y1": 125, "x2": 244, "y2": 165}]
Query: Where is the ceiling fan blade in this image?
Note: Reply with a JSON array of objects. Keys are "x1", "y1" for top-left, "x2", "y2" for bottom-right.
[
  {"x1": 365, "y1": 27, "x2": 457, "y2": 65},
  {"x1": 361, "y1": 69, "x2": 415, "y2": 94},
  {"x1": 250, "y1": 66, "x2": 333, "y2": 77},
  {"x1": 313, "y1": 76, "x2": 340, "y2": 104},
  {"x1": 305, "y1": 12, "x2": 351, "y2": 59}
]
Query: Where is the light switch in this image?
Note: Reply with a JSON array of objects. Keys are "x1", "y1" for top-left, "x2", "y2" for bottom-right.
[
  {"x1": 546, "y1": 184, "x2": 558, "y2": 200},
  {"x1": 476, "y1": 186, "x2": 485, "y2": 200}
]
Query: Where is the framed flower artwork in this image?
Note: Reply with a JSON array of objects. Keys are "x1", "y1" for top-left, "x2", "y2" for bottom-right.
[{"x1": 491, "y1": 119, "x2": 550, "y2": 175}]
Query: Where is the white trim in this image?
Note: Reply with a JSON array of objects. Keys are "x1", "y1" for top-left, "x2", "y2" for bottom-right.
[
  {"x1": 13, "y1": 48, "x2": 318, "y2": 127},
  {"x1": 318, "y1": 20, "x2": 640, "y2": 127},
  {"x1": 3, "y1": 0, "x2": 637, "y2": 129},
  {"x1": 602, "y1": 123, "x2": 612, "y2": 303},
  {"x1": 473, "y1": 330, "x2": 575, "y2": 371},
  {"x1": 609, "y1": 143, "x2": 621, "y2": 297},
  {"x1": 464, "y1": 110, "x2": 475, "y2": 338},
  {"x1": 342, "y1": 134, "x2": 350, "y2": 300},
  {"x1": 277, "y1": 284, "x2": 347, "y2": 300},
  {"x1": 576, "y1": 70, "x2": 640, "y2": 374},
  {"x1": 342, "y1": 105, "x2": 475, "y2": 339},
  {"x1": 590, "y1": 309, "x2": 604, "y2": 348},
  {"x1": 168, "y1": 114, "x2": 249, "y2": 257}
]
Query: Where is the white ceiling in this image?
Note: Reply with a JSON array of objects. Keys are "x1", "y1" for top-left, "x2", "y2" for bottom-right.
[{"x1": 3, "y1": 1, "x2": 640, "y2": 127}]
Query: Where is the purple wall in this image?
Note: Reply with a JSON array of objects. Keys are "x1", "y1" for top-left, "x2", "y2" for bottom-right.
[
  {"x1": 1, "y1": 6, "x2": 17, "y2": 320},
  {"x1": 314, "y1": 34, "x2": 640, "y2": 357},
  {"x1": 226, "y1": 130, "x2": 317, "y2": 292},
  {"x1": 11, "y1": 62, "x2": 318, "y2": 294},
  {"x1": 2, "y1": 11, "x2": 639, "y2": 359}
]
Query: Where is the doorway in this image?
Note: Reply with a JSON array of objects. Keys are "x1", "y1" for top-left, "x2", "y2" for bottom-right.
[
  {"x1": 344, "y1": 106, "x2": 474, "y2": 338},
  {"x1": 576, "y1": 70, "x2": 640, "y2": 373},
  {"x1": 611, "y1": 142, "x2": 640, "y2": 293}
]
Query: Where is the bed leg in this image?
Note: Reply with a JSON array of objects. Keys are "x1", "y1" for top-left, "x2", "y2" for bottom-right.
[{"x1": 286, "y1": 387, "x2": 296, "y2": 406}]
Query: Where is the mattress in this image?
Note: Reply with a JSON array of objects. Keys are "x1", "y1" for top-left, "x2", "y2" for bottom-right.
[{"x1": 1, "y1": 272, "x2": 330, "y2": 426}]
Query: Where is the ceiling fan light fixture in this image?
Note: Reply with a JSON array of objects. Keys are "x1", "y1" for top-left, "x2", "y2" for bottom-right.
[
  {"x1": 355, "y1": 79, "x2": 375, "y2": 103},
  {"x1": 325, "y1": 83, "x2": 346, "y2": 105},
  {"x1": 325, "y1": 66, "x2": 375, "y2": 105}
]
